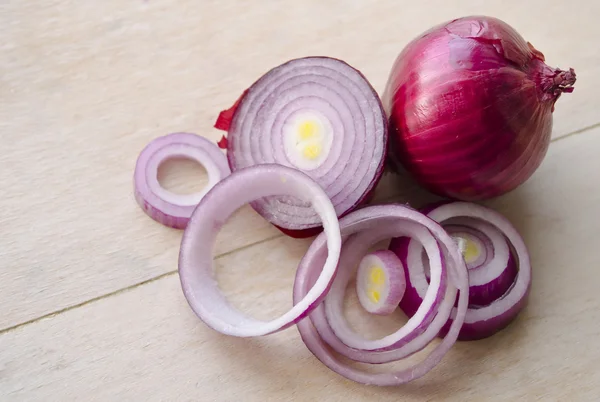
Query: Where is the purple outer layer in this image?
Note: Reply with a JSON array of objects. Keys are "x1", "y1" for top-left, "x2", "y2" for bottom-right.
[
  {"x1": 469, "y1": 250, "x2": 517, "y2": 307},
  {"x1": 224, "y1": 56, "x2": 388, "y2": 234},
  {"x1": 383, "y1": 16, "x2": 575, "y2": 200},
  {"x1": 292, "y1": 204, "x2": 469, "y2": 386}
]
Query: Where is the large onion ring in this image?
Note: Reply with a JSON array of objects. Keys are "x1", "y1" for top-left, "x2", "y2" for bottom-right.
[
  {"x1": 134, "y1": 132, "x2": 230, "y2": 229},
  {"x1": 179, "y1": 164, "x2": 341, "y2": 337},
  {"x1": 293, "y1": 205, "x2": 469, "y2": 385}
]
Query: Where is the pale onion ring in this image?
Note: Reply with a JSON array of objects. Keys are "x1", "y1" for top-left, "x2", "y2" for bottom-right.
[
  {"x1": 134, "y1": 132, "x2": 230, "y2": 229},
  {"x1": 293, "y1": 204, "x2": 469, "y2": 385},
  {"x1": 179, "y1": 164, "x2": 341, "y2": 337},
  {"x1": 324, "y1": 220, "x2": 447, "y2": 351}
]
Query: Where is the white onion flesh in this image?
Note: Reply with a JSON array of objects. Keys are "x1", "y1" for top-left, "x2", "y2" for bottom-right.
[{"x1": 356, "y1": 250, "x2": 406, "y2": 316}]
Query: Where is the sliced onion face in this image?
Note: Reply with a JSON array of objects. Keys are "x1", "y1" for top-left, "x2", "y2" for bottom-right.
[
  {"x1": 221, "y1": 57, "x2": 388, "y2": 234},
  {"x1": 134, "y1": 133, "x2": 230, "y2": 229},
  {"x1": 356, "y1": 250, "x2": 406, "y2": 316},
  {"x1": 390, "y1": 202, "x2": 530, "y2": 341},
  {"x1": 293, "y1": 204, "x2": 469, "y2": 385},
  {"x1": 179, "y1": 164, "x2": 341, "y2": 337}
]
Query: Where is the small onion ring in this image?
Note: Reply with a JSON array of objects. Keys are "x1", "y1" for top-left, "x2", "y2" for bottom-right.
[
  {"x1": 391, "y1": 202, "x2": 531, "y2": 341},
  {"x1": 223, "y1": 57, "x2": 388, "y2": 234},
  {"x1": 134, "y1": 132, "x2": 230, "y2": 229},
  {"x1": 293, "y1": 205, "x2": 469, "y2": 385},
  {"x1": 179, "y1": 164, "x2": 341, "y2": 337}
]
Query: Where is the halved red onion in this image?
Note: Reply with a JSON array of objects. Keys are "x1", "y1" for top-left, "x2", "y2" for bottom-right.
[
  {"x1": 216, "y1": 57, "x2": 388, "y2": 237},
  {"x1": 179, "y1": 164, "x2": 341, "y2": 337},
  {"x1": 134, "y1": 132, "x2": 230, "y2": 229},
  {"x1": 390, "y1": 202, "x2": 530, "y2": 341},
  {"x1": 356, "y1": 250, "x2": 406, "y2": 316},
  {"x1": 293, "y1": 204, "x2": 469, "y2": 385}
]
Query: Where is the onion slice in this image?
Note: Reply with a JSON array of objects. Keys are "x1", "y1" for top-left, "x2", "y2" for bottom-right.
[
  {"x1": 293, "y1": 204, "x2": 469, "y2": 385},
  {"x1": 325, "y1": 220, "x2": 446, "y2": 351},
  {"x1": 356, "y1": 250, "x2": 406, "y2": 316},
  {"x1": 134, "y1": 132, "x2": 230, "y2": 229},
  {"x1": 179, "y1": 164, "x2": 341, "y2": 337},
  {"x1": 218, "y1": 57, "x2": 388, "y2": 236},
  {"x1": 390, "y1": 202, "x2": 530, "y2": 340}
]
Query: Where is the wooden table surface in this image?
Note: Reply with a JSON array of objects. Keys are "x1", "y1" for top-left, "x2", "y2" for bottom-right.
[{"x1": 1, "y1": 1, "x2": 599, "y2": 400}]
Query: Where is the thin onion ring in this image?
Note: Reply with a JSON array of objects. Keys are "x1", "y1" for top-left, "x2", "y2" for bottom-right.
[
  {"x1": 179, "y1": 164, "x2": 341, "y2": 337},
  {"x1": 393, "y1": 202, "x2": 531, "y2": 341},
  {"x1": 293, "y1": 205, "x2": 469, "y2": 385},
  {"x1": 134, "y1": 132, "x2": 230, "y2": 229}
]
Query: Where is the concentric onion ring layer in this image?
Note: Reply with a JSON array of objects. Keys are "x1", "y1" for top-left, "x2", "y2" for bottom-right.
[{"x1": 227, "y1": 57, "x2": 387, "y2": 229}]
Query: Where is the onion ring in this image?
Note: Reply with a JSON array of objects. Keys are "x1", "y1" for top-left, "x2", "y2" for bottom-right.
[
  {"x1": 134, "y1": 132, "x2": 230, "y2": 229},
  {"x1": 293, "y1": 204, "x2": 469, "y2": 385},
  {"x1": 390, "y1": 202, "x2": 530, "y2": 341},
  {"x1": 179, "y1": 164, "x2": 341, "y2": 337},
  {"x1": 324, "y1": 220, "x2": 447, "y2": 351}
]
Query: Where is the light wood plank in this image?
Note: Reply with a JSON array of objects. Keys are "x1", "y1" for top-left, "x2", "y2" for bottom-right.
[
  {"x1": 1, "y1": 128, "x2": 599, "y2": 401},
  {"x1": 1, "y1": 0, "x2": 598, "y2": 330}
]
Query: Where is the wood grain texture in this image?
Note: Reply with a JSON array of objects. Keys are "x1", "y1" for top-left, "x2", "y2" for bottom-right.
[
  {"x1": 1, "y1": 127, "x2": 599, "y2": 401},
  {"x1": 1, "y1": 0, "x2": 599, "y2": 389}
]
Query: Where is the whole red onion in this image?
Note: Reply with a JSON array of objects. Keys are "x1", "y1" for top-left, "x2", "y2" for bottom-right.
[{"x1": 383, "y1": 16, "x2": 576, "y2": 200}]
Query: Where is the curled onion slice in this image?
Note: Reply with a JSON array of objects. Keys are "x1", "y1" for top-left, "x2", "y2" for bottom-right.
[
  {"x1": 179, "y1": 164, "x2": 341, "y2": 337},
  {"x1": 356, "y1": 250, "x2": 406, "y2": 316},
  {"x1": 293, "y1": 205, "x2": 469, "y2": 385},
  {"x1": 390, "y1": 202, "x2": 530, "y2": 341},
  {"x1": 134, "y1": 132, "x2": 230, "y2": 229},
  {"x1": 217, "y1": 57, "x2": 388, "y2": 236}
]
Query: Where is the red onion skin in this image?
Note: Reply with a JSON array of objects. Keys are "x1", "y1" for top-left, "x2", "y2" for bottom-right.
[
  {"x1": 214, "y1": 90, "x2": 248, "y2": 133},
  {"x1": 384, "y1": 16, "x2": 576, "y2": 200}
]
